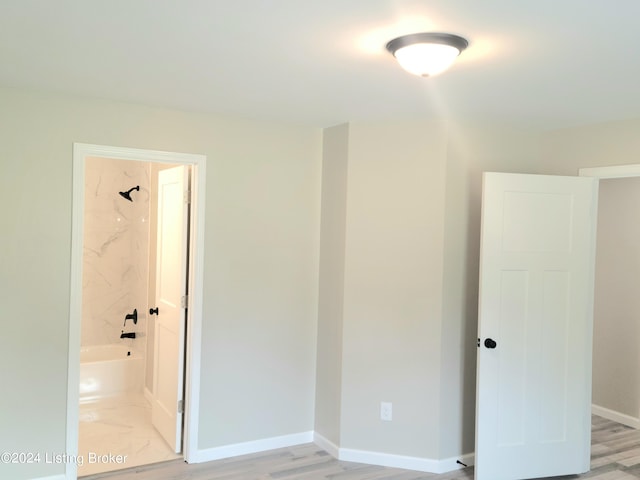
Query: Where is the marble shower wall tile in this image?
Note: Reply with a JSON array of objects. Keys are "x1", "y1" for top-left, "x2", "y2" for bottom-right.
[{"x1": 83, "y1": 157, "x2": 150, "y2": 352}]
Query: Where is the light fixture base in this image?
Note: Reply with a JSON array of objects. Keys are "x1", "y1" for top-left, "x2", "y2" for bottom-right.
[{"x1": 386, "y1": 32, "x2": 468, "y2": 54}]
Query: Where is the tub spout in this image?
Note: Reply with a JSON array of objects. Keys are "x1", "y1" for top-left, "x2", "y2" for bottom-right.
[{"x1": 120, "y1": 331, "x2": 136, "y2": 339}]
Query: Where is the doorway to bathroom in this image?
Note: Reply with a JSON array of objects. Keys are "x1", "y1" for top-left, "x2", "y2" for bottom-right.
[{"x1": 67, "y1": 144, "x2": 206, "y2": 479}]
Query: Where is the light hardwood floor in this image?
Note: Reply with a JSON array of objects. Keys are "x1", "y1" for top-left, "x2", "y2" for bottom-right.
[{"x1": 81, "y1": 416, "x2": 640, "y2": 480}]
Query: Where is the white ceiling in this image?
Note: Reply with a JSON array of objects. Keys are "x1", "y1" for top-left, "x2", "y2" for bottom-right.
[{"x1": 1, "y1": 0, "x2": 639, "y2": 130}]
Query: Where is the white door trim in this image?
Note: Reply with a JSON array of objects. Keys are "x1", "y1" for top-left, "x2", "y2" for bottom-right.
[
  {"x1": 66, "y1": 143, "x2": 206, "y2": 479},
  {"x1": 579, "y1": 163, "x2": 640, "y2": 429},
  {"x1": 579, "y1": 164, "x2": 640, "y2": 179}
]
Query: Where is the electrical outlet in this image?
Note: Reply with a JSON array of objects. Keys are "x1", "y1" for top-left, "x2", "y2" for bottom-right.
[{"x1": 380, "y1": 402, "x2": 393, "y2": 421}]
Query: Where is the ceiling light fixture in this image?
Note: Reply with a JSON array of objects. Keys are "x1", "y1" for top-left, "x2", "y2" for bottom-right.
[{"x1": 386, "y1": 32, "x2": 468, "y2": 77}]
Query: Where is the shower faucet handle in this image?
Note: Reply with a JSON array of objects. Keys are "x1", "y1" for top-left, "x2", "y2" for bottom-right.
[{"x1": 123, "y1": 309, "x2": 138, "y2": 326}]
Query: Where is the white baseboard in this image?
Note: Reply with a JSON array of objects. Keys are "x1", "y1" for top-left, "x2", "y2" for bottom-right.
[
  {"x1": 592, "y1": 404, "x2": 640, "y2": 429},
  {"x1": 193, "y1": 431, "x2": 314, "y2": 463},
  {"x1": 192, "y1": 429, "x2": 473, "y2": 475},
  {"x1": 439, "y1": 452, "x2": 475, "y2": 472},
  {"x1": 33, "y1": 475, "x2": 66, "y2": 480},
  {"x1": 313, "y1": 432, "x2": 340, "y2": 458},
  {"x1": 313, "y1": 432, "x2": 475, "y2": 473},
  {"x1": 338, "y1": 447, "x2": 473, "y2": 474}
]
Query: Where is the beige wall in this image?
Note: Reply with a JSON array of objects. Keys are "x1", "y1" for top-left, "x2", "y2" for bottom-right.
[
  {"x1": 339, "y1": 121, "x2": 448, "y2": 457},
  {"x1": 198, "y1": 117, "x2": 321, "y2": 447},
  {"x1": 540, "y1": 119, "x2": 640, "y2": 175},
  {"x1": 593, "y1": 177, "x2": 640, "y2": 419},
  {"x1": 3, "y1": 82, "x2": 640, "y2": 479},
  {"x1": 313, "y1": 121, "x2": 546, "y2": 460},
  {"x1": 316, "y1": 119, "x2": 640, "y2": 463},
  {"x1": 314, "y1": 124, "x2": 349, "y2": 445},
  {"x1": 0, "y1": 87, "x2": 321, "y2": 479},
  {"x1": 439, "y1": 123, "x2": 544, "y2": 457}
]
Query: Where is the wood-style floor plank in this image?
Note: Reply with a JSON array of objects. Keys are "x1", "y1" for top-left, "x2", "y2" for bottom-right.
[{"x1": 81, "y1": 416, "x2": 640, "y2": 480}]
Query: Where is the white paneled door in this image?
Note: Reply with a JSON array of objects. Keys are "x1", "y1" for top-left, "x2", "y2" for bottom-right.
[
  {"x1": 152, "y1": 165, "x2": 190, "y2": 453},
  {"x1": 475, "y1": 172, "x2": 598, "y2": 480}
]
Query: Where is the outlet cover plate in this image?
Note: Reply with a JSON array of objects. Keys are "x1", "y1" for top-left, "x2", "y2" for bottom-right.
[{"x1": 380, "y1": 402, "x2": 392, "y2": 421}]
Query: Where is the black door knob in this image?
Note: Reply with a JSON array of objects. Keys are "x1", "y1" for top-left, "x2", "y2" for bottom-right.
[
  {"x1": 149, "y1": 307, "x2": 159, "y2": 316},
  {"x1": 484, "y1": 338, "x2": 497, "y2": 349}
]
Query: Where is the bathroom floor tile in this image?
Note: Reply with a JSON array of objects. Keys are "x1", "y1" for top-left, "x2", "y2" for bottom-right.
[{"x1": 78, "y1": 393, "x2": 181, "y2": 476}]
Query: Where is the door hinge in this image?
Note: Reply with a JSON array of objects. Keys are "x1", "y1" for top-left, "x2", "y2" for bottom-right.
[
  {"x1": 181, "y1": 295, "x2": 189, "y2": 308},
  {"x1": 184, "y1": 189, "x2": 191, "y2": 204},
  {"x1": 178, "y1": 399, "x2": 184, "y2": 414}
]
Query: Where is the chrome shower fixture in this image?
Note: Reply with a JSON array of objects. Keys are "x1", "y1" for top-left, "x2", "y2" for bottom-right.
[{"x1": 119, "y1": 185, "x2": 139, "y2": 202}]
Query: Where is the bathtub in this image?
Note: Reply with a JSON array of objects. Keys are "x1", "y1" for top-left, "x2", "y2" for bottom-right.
[{"x1": 79, "y1": 344, "x2": 143, "y2": 402}]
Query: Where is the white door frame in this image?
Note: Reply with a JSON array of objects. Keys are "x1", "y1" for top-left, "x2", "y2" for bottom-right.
[
  {"x1": 579, "y1": 164, "x2": 640, "y2": 180},
  {"x1": 66, "y1": 143, "x2": 206, "y2": 480},
  {"x1": 579, "y1": 163, "x2": 640, "y2": 429}
]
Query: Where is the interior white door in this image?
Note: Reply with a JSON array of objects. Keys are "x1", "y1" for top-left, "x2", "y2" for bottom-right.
[
  {"x1": 152, "y1": 165, "x2": 189, "y2": 453},
  {"x1": 475, "y1": 172, "x2": 598, "y2": 480}
]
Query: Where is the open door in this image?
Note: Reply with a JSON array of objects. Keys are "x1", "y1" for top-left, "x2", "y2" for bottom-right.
[
  {"x1": 475, "y1": 172, "x2": 598, "y2": 480},
  {"x1": 152, "y1": 165, "x2": 190, "y2": 453}
]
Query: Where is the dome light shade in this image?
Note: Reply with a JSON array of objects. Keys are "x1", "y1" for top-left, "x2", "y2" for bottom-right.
[{"x1": 386, "y1": 33, "x2": 468, "y2": 77}]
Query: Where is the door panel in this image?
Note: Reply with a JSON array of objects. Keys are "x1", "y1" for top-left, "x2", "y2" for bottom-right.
[
  {"x1": 152, "y1": 165, "x2": 189, "y2": 453},
  {"x1": 475, "y1": 172, "x2": 598, "y2": 480}
]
